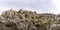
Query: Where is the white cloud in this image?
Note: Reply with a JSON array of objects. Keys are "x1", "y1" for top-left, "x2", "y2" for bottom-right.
[
  {"x1": 51, "y1": 0, "x2": 60, "y2": 14},
  {"x1": 0, "y1": 0, "x2": 60, "y2": 14}
]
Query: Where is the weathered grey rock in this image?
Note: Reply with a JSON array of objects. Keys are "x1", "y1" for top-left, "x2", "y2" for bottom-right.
[
  {"x1": 1, "y1": 9, "x2": 19, "y2": 19},
  {"x1": 0, "y1": 20, "x2": 18, "y2": 30},
  {"x1": 50, "y1": 24, "x2": 60, "y2": 30},
  {"x1": 37, "y1": 25, "x2": 47, "y2": 30}
]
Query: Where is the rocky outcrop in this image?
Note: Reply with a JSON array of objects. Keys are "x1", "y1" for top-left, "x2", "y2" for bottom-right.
[{"x1": 0, "y1": 9, "x2": 60, "y2": 30}]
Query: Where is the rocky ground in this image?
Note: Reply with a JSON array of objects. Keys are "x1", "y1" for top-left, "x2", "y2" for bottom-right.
[{"x1": 0, "y1": 9, "x2": 60, "y2": 30}]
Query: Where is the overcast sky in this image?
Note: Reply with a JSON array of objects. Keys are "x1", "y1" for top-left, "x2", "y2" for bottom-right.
[{"x1": 0, "y1": 0, "x2": 60, "y2": 14}]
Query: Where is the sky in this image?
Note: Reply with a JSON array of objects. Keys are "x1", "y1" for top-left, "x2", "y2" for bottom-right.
[{"x1": 0, "y1": 0, "x2": 60, "y2": 14}]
